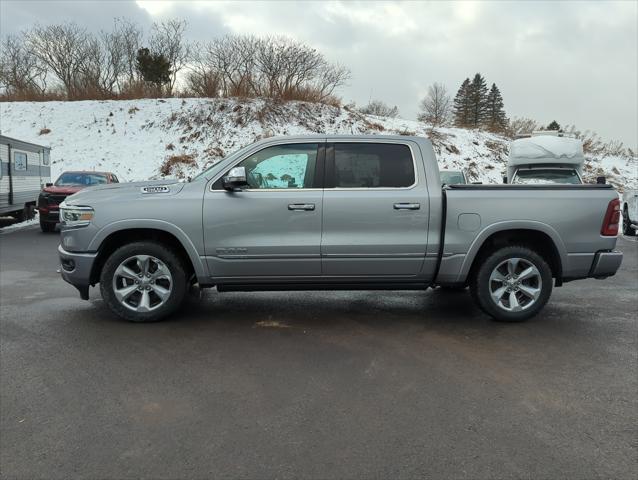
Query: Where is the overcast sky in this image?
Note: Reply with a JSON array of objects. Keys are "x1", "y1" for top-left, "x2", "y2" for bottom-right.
[{"x1": 1, "y1": 0, "x2": 636, "y2": 147}]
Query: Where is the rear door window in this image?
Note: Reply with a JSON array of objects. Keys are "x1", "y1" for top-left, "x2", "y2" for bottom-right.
[{"x1": 330, "y1": 143, "x2": 414, "y2": 188}]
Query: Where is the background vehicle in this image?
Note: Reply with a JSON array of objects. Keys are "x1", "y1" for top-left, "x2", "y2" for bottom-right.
[
  {"x1": 440, "y1": 169, "x2": 466, "y2": 186},
  {"x1": 58, "y1": 135, "x2": 622, "y2": 323},
  {"x1": 38, "y1": 171, "x2": 119, "y2": 232},
  {"x1": 507, "y1": 135, "x2": 584, "y2": 184},
  {"x1": 0, "y1": 135, "x2": 51, "y2": 221},
  {"x1": 623, "y1": 189, "x2": 637, "y2": 236}
]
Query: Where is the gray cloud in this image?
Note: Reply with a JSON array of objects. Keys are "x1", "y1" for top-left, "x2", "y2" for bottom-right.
[
  {"x1": 0, "y1": 0, "x2": 153, "y2": 33},
  {"x1": 1, "y1": 0, "x2": 636, "y2": 147}
]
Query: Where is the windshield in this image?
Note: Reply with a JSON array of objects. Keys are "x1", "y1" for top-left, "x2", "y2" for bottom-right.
[
  {"x1": 440, "y1": 171, "x2": 466, "y2": 185},
  {"x1": 512, "y1": 169, "x2": 581, "y2": 185},
  {"x1": 55, "y1": 172, "x2": 109, "y2": 186}
]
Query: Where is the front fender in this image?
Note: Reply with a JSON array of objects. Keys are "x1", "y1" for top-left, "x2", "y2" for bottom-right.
[{"x1": 88, "y1": 219, "x2": 209, "y2": 280}]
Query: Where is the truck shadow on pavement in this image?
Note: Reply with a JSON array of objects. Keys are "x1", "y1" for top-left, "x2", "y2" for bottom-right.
[{"x1": 80, "y1": 286, "x2": 557, "y2": 336}]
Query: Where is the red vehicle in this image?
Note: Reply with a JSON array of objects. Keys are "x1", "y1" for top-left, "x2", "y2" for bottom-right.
[{"x1": 37, "y1": 171, "x2": 120, "y2": 232}]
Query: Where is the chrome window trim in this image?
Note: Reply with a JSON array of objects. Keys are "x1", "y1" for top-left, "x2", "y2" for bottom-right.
[
  {"x1": 328, "y1": 140, "x2": 419, "y2": 191},
  {"x1": 207, "y1": 138, "x2": 420, "y2": 193},
  {"x1": 208, "y1": 140, "x2": 325, "y2": 193}
]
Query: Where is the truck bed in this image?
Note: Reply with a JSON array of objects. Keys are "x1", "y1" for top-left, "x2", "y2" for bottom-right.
[{"x1": 434, "y1": 183, "x2": 619, "y2": 285}]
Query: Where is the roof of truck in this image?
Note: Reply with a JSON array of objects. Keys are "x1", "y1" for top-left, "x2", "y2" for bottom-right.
[{"x1": 509, "y1": 135, "x2": 584, "y2": 166}]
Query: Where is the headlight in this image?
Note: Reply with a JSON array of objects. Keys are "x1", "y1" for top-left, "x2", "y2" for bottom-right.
[{"x1": 59, "y1": 203, "x2": 94, "y2": 227}]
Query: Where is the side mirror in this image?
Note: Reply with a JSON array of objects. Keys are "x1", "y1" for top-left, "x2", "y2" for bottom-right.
[
  {"x1": 222, "y1": 166, "x2": 248, "y2": 191},
  {"x1": 596, "y1": 176, "x2": 606, "y2": 184},
  {"x1": 502, "y1": 176, "x2": 508, "y2": 184},
  {"x1": 45, "y1": 183, "x2": 53, "y2": 187}
]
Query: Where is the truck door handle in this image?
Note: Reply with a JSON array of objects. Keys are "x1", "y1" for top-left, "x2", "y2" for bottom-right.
[
  {"x1": 288, "y1": 203, "x2": 315, "y2": 211},
  {"x1": 393, "y1": 203, "x2": 420, "y2": 210}
]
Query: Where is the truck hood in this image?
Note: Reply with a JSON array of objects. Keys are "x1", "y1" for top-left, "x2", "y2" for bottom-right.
[
  {"x1": 43, "y1": 185, "x2": 84, "y2": 195},
  {"x1": 63, "y1": 179, "x2": 185, "y2": 206}
]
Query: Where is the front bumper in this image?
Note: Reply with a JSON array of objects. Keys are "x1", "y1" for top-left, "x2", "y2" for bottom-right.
[
  {"x1": 589, "y1": 250, "x2": 623, "y2": 279},
  {"x1": 38, "y1": 208, "x2": 60, "y2": 223},
  {"x1": 58, "y1": 244, "x2": 98, "y2": 300}
]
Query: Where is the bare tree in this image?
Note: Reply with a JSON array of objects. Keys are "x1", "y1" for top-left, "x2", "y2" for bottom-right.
[
  {"x1": 359, "y1": 100, "x2": 399, "y2": 118},
  {"x1": 506, "y1": 117, "x2": 539, "y2": 138},
  {"x1": 150, "y1": 19, "x2": 190, "y2": 94},
  {"x1": 194, "y1": 34, "x2": 349, "y2": 101},
  {"x1": 312, "y1": 62, "x2": 350, "y2": 100},
  {"x1": 0, "y1": 33, "x2": 48, "y2": 97},
  {"x1": 113, "y1": 18, "x2": 143, "y2": 87},
  {"x1": 184, "y1": 44, "x2": 222, "y2": 97},
  {"x1": 76, "y1": 29, "x2": 130, "y2": 98},
  {"x1": 26, "y1": 22, "x2": 91, "y2": 98},
  {"x1": 418, "y1": 82, "x2": 450, "y2": 126}
]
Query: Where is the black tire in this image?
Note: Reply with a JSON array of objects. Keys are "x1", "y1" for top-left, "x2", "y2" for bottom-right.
[
  {"x1": 40, "y1": 220, "x2": 56, "y2": 233},
  {"x1": 470, "y1": 245, "x2": 553, "y2": 322},
  {"x1": 623, "y1": 206, "x2": 635, "y2": 236},
  {"x1": 99, "y1": 241, "x2": 187, "y2": 322},
  {"x1": 14, "y1": 205, "x2": 35, "y2": 222}
]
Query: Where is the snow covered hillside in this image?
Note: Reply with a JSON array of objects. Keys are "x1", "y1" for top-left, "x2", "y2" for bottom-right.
[{"x1": 1, "y1": 98, "x2": 636, "y2": 190}]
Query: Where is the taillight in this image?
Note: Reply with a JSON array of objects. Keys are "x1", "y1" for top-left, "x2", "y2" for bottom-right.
[{"x1": 601, "y1": 198, "x2": 621, "y2": 236}]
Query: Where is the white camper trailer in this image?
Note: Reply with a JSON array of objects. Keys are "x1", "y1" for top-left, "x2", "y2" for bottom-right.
[
  {"x1": 507, "y1": 135, "x2": 584, "y2": 185},
  {"x1": 0, "y1": 135, "x2": 52, "y2": 220}
]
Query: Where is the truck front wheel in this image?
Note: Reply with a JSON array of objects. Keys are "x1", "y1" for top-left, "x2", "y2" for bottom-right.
[
  {"x1": 40, "y1": 219, "x2": 56, "y2": 232},
  {"x1": 100, "y1": 241, "x2": 187, "y2": 322},
  {"x1": 470, "y1": 246, "x2": 553, "y2": 322}
]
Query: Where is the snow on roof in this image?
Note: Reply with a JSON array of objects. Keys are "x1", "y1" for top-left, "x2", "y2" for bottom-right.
[{"x1": 509, "y1": 135, "x2": 584, "y2": 166}]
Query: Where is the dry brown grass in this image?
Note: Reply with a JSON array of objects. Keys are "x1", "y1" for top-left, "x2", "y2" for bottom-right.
[
  {"x1": 363, "y1": 120, "x2": 385, "y2": 132},
  {"x1": 160, "y1": 153, "x2": 197, "y2": 177}
]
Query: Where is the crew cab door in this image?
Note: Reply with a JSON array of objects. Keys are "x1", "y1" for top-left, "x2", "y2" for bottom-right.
[
  {"x1": 203, "y1": 142, "x2": 324, "y2": 279},
  {"x1": 321, "y1": 141, "x2": 429, "y2": 276}
]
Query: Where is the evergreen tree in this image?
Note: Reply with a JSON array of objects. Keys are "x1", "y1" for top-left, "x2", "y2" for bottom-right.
[
  {"x1": 468, "y1": 73, "x2": 488, "y2": 128},
  {"x1": 547, "y1": 120, "x2": 561, "y2": 131},
  {"x1": 453, "y1": 78, "x2": 471, "y2": 127},
  {"x1": 484, "y1": 83, "x2": 507, "y2": 132},
  {"x1": 136, "y1": 47, "x2": 171, "y2": 91}
]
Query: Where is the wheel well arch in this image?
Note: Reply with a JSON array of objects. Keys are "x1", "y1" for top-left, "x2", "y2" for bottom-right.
[
  {"x1": 466, "y1": 229, "x2": 563, "y2": 285},
  {"x1": 89, "y1": 228, "x2": 196, "y2": 285}
]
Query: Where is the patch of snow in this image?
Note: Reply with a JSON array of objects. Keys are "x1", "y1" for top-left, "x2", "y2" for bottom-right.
[
  {"x1": 0, "y1": 215, "x2": 40, "y2": 233},
  {"x1": 0, "y1": 98, "x2": 635, "y2": 192},
  {"x1": 510, "y1": 135, "x2": 584, "y2": 161}
]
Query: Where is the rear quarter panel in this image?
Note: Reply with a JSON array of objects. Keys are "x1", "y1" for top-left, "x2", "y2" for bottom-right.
[{"x1": 439, "y1": 186, "x2": 619, "y2": 283}]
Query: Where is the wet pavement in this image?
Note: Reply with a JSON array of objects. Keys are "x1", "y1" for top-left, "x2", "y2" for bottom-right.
[{"x1": 1, "y1": 226, "x2": 636, "y2": 479}]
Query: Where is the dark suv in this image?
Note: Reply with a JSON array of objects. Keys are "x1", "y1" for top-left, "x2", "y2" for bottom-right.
[{"x1": 38, "y1": 171, "x2": 119, "y2": 232}]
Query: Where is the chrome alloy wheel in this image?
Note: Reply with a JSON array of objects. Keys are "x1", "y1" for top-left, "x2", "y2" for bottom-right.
[
  {"x1": 112, "y1": 255, "x2": 173, "y2": 312},
  {"x1": 488, "y1": 257, "x2": 542, "y2": 312}
]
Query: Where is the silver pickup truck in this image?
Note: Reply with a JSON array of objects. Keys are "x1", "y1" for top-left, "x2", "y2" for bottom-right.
[{"x1": 58, "y1": 135, "x2": 623, "y2": 323}]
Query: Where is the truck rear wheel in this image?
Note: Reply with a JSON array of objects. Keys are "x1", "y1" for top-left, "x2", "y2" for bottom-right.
[
  {"x1": 470, "y1": 246, "x2": 552, "y2": 322},
  {"x1": 100, "y1": 241, "x2": 187, "y2": 322}
]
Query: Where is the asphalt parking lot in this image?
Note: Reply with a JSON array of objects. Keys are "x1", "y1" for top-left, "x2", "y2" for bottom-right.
[{"x1": 1, "y1": 225, "x2": 636, "y2": 479}]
